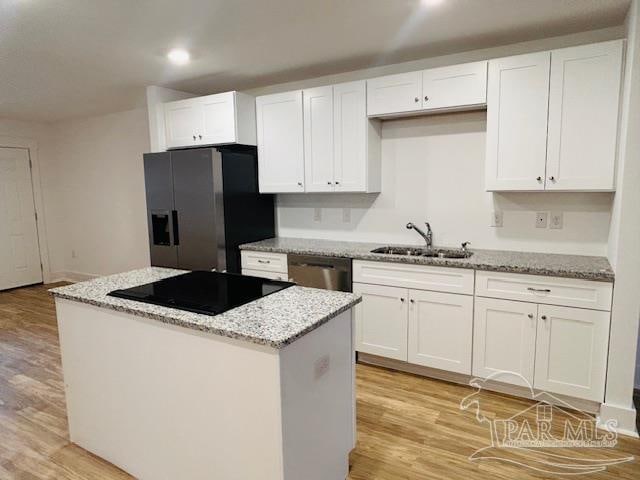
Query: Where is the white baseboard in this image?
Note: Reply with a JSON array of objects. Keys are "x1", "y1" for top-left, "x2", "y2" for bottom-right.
[
  {"x1": 47, "y1": 271, "x2": 99, "y2": 284},
  {"x1": 597, "y1": 403, "x2": 639, "y2": 438}
]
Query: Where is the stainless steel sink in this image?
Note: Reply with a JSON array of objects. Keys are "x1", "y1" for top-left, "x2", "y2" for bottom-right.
[{"x1": 370, "y1": 246, "x2": 473, "y2": 259}]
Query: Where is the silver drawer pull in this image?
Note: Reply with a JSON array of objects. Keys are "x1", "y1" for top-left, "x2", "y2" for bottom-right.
[
  {"x1": 527, "y1": 287, "x2": 551, "y2": 293},
  {"x1": 257, "y1": 259, "x2": 271, "y2": 264}
]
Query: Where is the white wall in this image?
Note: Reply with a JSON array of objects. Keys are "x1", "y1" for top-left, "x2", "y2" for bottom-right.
[
  {"x1": 247, "y1": 28, "x2": 623, "y2": 256},
  {"x1": 48, "y1": 108, "x2": 151, "y2": 279},
  {"x1": 277, "y1": 112, "x2": 612, "y2": 254},
  {"x1": 600, "y1": 0, "x2": 640, "y2": 435}
]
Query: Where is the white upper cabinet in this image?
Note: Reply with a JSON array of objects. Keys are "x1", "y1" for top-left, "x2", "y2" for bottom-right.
[
  {"x1": 304, "y1": 86, "x2": 335, "y2": 192},
  {"x1": 534, "y1": 305, "x2": 610, "y2": 402},
  {"x1": 485, "y1": 52, "x2": 551, "y2": 191},
  {"x1": 256, "y1": 91, "x2": 305, "y2": 193},
  {"x1": 367, "y1": 62, "x2": 488, "y2": 117},
  {"x1": 366, "y1": 72, "x2": 422, "y2": 116},
  {"x1": 164, "y1": 91, "x2": 256, "y2": 149},
  {"x1": 256, "y1": 82, "x2": 381, "y2": 194},
  {"x1": 486, "y1": 40, "x2": 624, "y2": 192},
  {"x1": 333, "y1": 81, "x2": 381, "y2": 193},
  {"x1": 421, "y1": 61, "x2": 487, "y2": 111},
  {"x1": 545, "y1": 40, "x2": 623, "y2": 191}
]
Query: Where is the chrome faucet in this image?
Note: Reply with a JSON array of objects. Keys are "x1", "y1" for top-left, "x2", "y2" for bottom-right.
[{"x1": 406, "y1": 222, "x2": 433, "y2": 249}]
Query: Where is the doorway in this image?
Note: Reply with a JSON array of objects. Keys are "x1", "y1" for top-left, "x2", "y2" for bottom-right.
[{"x1": 0, "y1": 147, "x2": 43, "y2": 290}]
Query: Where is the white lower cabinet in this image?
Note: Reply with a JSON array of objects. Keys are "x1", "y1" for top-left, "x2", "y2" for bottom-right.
[
  {"x1": 408, "y1": 290, "x2": 473, "y2": 374},
  {"x1": 353, "y1": 283, "x2": 408, "y2": 361},
  {"x1": 473, "y1": 297, "x2": 537, "y2": 387},
  {"x1": 241, "y1": 268, "x2": 287, "y2": 281},
  {"x1": 534, "y1": 305, "x2": 610, "y2": 402}
]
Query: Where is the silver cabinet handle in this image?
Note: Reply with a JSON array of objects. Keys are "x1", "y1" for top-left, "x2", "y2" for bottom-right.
[
  {"x1": 527, "y1": 313, "x2": 534, "y2": 319},
  {"x1": 424, "y1": 96, "x2": 429, "y2": 101},
  {"x1": 199, "y1": 134, "x2": 203, "y2": 140},
  {"x1": 192, "y1": 135, "x2": 197, "y2": 140},
  {"x1": 541, "y1": 315, "x2": 548, "y2": 321},
  {"x1": 327, "y1": 181, "x2": 332, "y2": 185},
  {"x1": 528, "y1": 287, "x2": 551, "y2": 293},
  {"x1": 400, "y1": 297, "x2": 405, "y2": 302},
  {"x1": 257, "y1": 259, "x2": 271, "y2": 264},
  {"x1": 297, "y1": 182, "x2": 303, "y2": 186},
  {"x1": 414, "y1": 97, "x2": 419, "y2": 103},
  {"x1": 549, "y1": 176, "x2": 555, "y2": 181},
  {"x1": 536, "y1": 176, "x2": 542, "y2": 181},
  {"x1": 335, "y1": 181, "x2": 340, "y2": 185},
  {"x1": 410, "y1": 299, "x2": 415, "y2": 304}
]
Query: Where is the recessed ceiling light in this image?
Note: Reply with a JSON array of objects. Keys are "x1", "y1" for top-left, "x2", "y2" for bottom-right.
[
  {"x1": 167, "y1": 48, "x2": 190, "y2": 65},
  {"x1": 421, "y1": 0, "x2": 444, "y2": 6}
]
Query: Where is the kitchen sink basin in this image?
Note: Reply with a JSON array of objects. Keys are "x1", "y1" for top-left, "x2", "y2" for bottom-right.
[{"x1": 370, "y1": 246, "x2": 473, "y2": 259}]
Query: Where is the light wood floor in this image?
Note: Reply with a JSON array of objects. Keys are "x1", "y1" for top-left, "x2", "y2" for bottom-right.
[{"x1": 1, "y1": 283, "x2": 639, "y2": 479}]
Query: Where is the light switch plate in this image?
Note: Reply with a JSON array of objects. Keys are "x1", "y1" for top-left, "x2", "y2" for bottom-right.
[
  {"x1": 491, "y1": 211, "x2": 504, "y2": 227},
  {"x1": 535, "y1": 212, "x2": 548, "y2": 228},
  {"x1": 550, "y1": 212, "x2": 563, "y2": 229}
]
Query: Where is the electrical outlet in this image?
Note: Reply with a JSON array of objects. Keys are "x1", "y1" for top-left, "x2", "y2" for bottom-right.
[
  {"x1": 550, "y1": 212, "x2": 563, "y2": 229},
  {"x1": 314, "y1": 355, "x2": 330, "y2": 379},
  {"x1": 342, "y1": 208, "x2": 351, "y2": 223},
  {"x1": 313, "y1": 207, "x2": 322, "y2": 222},
  {"x1": 535, "y1": 212, "x2": 548, "y2": 229},
  {"x1": 491, "y1": 211, "x2": 503, "y2": 227}
]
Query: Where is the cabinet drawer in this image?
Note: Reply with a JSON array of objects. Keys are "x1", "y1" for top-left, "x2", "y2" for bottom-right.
[
  {"x1": 475, "y1": 271, "x2": 612, "y2": 311},
  {"x1": 353, "y1": 260, "x2": 474, "y2": 295},
  {"x1": 241, "y1": 269, "x2": 288, "y2": 281},
  {"x1": 240, "y1": 251, "x2": 288, "y2": 273}
]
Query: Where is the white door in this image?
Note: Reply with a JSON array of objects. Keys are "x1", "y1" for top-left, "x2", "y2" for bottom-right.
[
  {"x1": 199, "y1": 92, "x2": 237, "y2": 145},
  {"x1": 353, "y1": 283, "x2": 408, "y2": 361},
  {"x1": 473, "y1": 297, "x2": 537, "y2": 387},
  {"x1": 164, "y1": 99, "x2": 200, "y2": 149},
  {"x1": 485, "y1": 52, "x2": 550, "y2": 191},
  {"x1": 534, "y1": 305, "x2": 610, "y2": 402},
  {"x1": 334, "y1": 81, "x2": 367, "y2": 192},
  {"x1": 407, "y1": 290, "x2": 473, "y2": 374},
  {"x1": 0, "y1": 148, "x2": 42, "y2": 290},
  {"x1": 421, "y1": 61, "x2": 487, "y2": 111},
  {"x1": 303, "y1": 86, "x2": 334, "y2": 192},
  {"x1": 256, "y1": 91, "x2": 305, "y2": 193},
  {"x1": 366, "y1": 72, "x2": 422, "y2": 117},
  {"x1": 546, "y1": 40, "x2": 623, "y2": 191}
]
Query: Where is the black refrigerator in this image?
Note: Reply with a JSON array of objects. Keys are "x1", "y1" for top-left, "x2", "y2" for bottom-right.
[{"x1": 143, "y1": 146, "x2": 275, "y2": 273}]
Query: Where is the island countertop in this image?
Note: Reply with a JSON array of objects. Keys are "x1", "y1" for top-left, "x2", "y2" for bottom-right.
[
  {"x1": 239, "y1": 237, "x2": 614, "y2": 282},
  {"x1": 49, "y1": 267, "x2": 361, "y2": 349}
]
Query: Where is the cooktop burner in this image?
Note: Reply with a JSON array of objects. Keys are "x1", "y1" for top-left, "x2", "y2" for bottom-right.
[{"x1": 108, "y1": 270, "x2": 294, "y2": 316}]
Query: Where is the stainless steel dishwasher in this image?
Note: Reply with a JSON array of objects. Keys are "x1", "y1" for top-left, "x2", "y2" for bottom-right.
[{"x1": 287, "y1": 254, "x2": 352, "y2": 292}]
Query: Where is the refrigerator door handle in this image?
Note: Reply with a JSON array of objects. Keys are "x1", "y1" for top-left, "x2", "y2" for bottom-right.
[{"x1": 172, "y1": 210, "x2": 180, "y2": 246}]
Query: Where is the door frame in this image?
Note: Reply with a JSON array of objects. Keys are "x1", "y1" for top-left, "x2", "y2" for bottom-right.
[{"x1": 0, "y1": 136, "x2": 51, "y2": 284}]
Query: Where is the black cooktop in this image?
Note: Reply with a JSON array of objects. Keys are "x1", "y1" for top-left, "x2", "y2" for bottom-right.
[{"x1": 108, "y1": 271, "x2": 294, "y2": 316}]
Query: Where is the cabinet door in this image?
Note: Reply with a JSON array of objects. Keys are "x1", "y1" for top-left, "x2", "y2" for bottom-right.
[
  {"x1": 199, "y1": 92, "x2": 237, "y2": 145},
  {"x1": 421, "y1": 61, "x2": 487, "y2": 111},
  {"x1": 256, "y1": 91, "x2": 305, "y2": 193},
  {"x1": 408, "y1": 290, "x2": 473, "y2": 374},
  {"x1": 164, "y1": 99, "x2": 200, "y2": 149},
  {"x1": 546, "y1": 40, "x2": 623, "y2": 191},
  {"x1": 353, "y1": 283, "x2": 408, "y2": 361},
  {"x1": 303, "y1": 86, "x2": 334, "y2": 192},
  {"x1": 485, "y1": 52, "x2": 550, "y2": 191},
  {"x1": 534, "y1": 305, "x2": 610, "y2": 402},
  {"x1": 366, "y1": 72, "x2": 422, "y2": 116},
  {"x1": 473, "y1": 297, "x2": 537, "y2": 387},
  {"x1": 334, "y1": 81, "x2": 367, "y2": 192}
]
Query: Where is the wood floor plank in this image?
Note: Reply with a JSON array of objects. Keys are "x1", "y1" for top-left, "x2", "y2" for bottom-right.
[{"x1": 0, "y1": 283, "x2": 638, "y2": 479}]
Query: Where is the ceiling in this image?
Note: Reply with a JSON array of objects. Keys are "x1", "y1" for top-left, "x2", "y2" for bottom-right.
[{"x1": 0, "y1": 0, "x2": 631, "y2": 122}]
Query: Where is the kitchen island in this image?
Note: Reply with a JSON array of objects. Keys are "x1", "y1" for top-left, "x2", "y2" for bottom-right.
[{"x1": 50, "y1": 267, "x2": 361, "y2": 480}]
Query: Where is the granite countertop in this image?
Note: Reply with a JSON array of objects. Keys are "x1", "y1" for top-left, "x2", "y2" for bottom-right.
[
  {"x1": 240, "y1": 237, "x2": 614, "y2": 282},
  {"x1": 49, "y1": 267, "x2": 361, "y2": 349}
]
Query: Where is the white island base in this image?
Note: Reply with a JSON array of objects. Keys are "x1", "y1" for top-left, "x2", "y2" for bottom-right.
[{"x1": 56, "y1": 299, "x2": 355, "y2": 480}]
